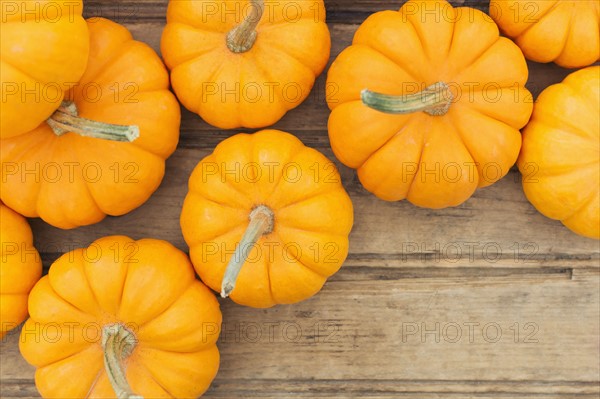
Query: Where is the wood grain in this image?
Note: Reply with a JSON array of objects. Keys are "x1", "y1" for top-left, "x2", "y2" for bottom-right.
[
  {"x1": 2, "y1": 268, "x2": 599, "y2": 397},
  {"x1": 2, "y1": 0, "x2": 599, "y2": 398}
]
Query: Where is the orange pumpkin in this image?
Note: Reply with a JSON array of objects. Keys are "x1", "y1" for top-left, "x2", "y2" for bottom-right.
[
  {"x1": 161, "y1": 0, "x2": 330, "y2": 129},
  {"x1": 20, "y1": 236, "x2": 222, "y2": 398},
  {"x1": 326, "y1": 0, "x2": 533, "y2": 208},
  {"x1": 518, "y1": 66, "x2": 599, "y2": 239},
  {"x1": 0, "y1": 203, "x2": 42, "y2": 338},
  {"x1": 490, "y1": 0, "x2": 600, "y2": 69},
  {"x1": 0, "y1": 0, "x2": 90, "y2": 139},
  {"x1": 0, "y1": 18, "x2": 180, "y2": 229},
  {"x1": 181, "y1": 129, "x2": 353, "y2": 308}
]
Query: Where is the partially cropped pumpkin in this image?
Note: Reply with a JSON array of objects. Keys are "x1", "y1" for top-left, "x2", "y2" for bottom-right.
[
  {"x1": 518, "y1": 66, "x2": 599, "y2": 239},
  {"x1": 0, "y1": 0, "x2": 90, "y2": 138},
  {"x1": 490, "y1": 0, "x2": 600, "y2": 69},
  {"x1": 181, "y1": 129, "x2": 353, "y2": 308},
  {"x1": 161, "y1": 0, "x2": 330, "y2": 129},
  {"x1": 0, "y1": 203, "x2": 42, "y2": 338},
  {"x1": 326, "y1": 0, "x2": 533, "y2": 208},
  {"x1": 0, "y1": 18, "x2": 180, "y2": 229},
  {"x1": 20, "y1": 236, "x2": 222, "y2": 398}
]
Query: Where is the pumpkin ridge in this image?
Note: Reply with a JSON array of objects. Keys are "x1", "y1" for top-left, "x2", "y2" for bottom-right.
[
  {"x1": 262, "y1": 239, "x2": 276, "y2": 306},
  {"x1": 452, "y1": 38, "x2": 528, "y2": 88},
  {"x1": 531, "y1": 108, "x2": 599, "y2": 144},
  {"x1": 554, "y1": 3, "x2": 579, "y2": 64},
  {"x1": 191, "y1": 191, "x2": 248, "y2": 211},
  {"x1": 258, "y1": 138, "x2": 316, "y2": 201},
  {"x1": 118, "y1": 271, "x2": 196, "y2": 331},
  {"x1": 79, "y1": 39, "x2": 136, "y2": 89},
  {"x1": 275, "y1": 232, "x2": 330, "y2": 278},
  {"x1": 271, "y1": 151, "x2": 341, "y2": 210},
  {"x1": 267, "y1": 246, "x2": 326, "y2": 304},
  {"x1": 81, "y1": 243, "x2": 130, "y2": 315},
  {"x1": 36, "y1": 142, "x2": 90, "y2": 226},
  {"x1": 69, "y1": 137, "x2": 118, "y2": 217},
  {"x1": 162, "y1": 24, "x2": 223, "y2": 67},
  {"x1": 128, "y1": 361, "x2": 176, "y2": 398},
  {"x1": 48, "y1": 252, "x2": 104, "y2": 318},
  {"x1": 404, "y1": 117, "x2": 459, "y2": 200},
  {"x1": 448, "y1": 32, "x2": 501, "y2": 77},
  {"x1": 32, "y1": 338, "x2": 100, "y2": 371},
  {"x1": 256, "y1": 21, "x2": 329, "y2": 75},
  {"x1": 563, "y1": 80, "x2": 600, "y2": 119},
  {"x1": 275, "y1": 187, "x2": 334, "y2": 213},
  {"x1": 124, "y1": 90, "x2": 180, "y2": 158},
  {"x1": 2, "y1": 132, "x2": 54, "y2": 218},
  {"x1": 193, "y1": 226, "x2": 247, "y2": 254},
  {"x1": 84, "y1": 367, "x2": 105, "y2": 398},
  {"x1": 512, "y1": 0, "x2": 561, "y2": 38},
  {"x1": 85, "y1": 37, "x2": 169, "y2": 96},
  {"x1": 250, "y1": 50, "x2": 291, "y2": 110},
  {"x1": 524, "y1": 159, "x2": 599, "y2": 179},
  {"x1": 257, "y1": 35, "x2": 319, "y2": 80},
  {"x1": 255, "y1": 6, "x2": 326, "y2": 28},
  {"x1": 402, "y1": 7, "x2": 430, "y2": 64},
  {"x1": 447, "y1": 112, "x2": 492, "y2": 185},
  {"x1": 356, "y1": 114, "x2": 422, "y2": 179},
  {"x1": 555, "y1": 178, "x2": 599, "y2": 222},
  {"x1": 196, "y1": 56, "x2": 229, "y2": 118},
  {"x1": 74, "y1": 138, "x2": 165, "y2": 216},
  {"x1": 358, "y1": 42, "x2": 421, "y2": 83},
  {"x1": 563, "y1": 190, "x2": 599, "y2": 226},
  {"x1": 0, "y1": 58, "x2": 40, "y2": 86}
]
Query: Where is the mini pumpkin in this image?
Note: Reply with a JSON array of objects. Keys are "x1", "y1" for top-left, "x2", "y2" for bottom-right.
[
  {"x1": 490, "y1": 0, "x2": 600, "y2": 69},
  {"x1": 0, "y1": 203, "x2": 42, "y2": 338},
  {"x1": 20, "y1": 236, "x2": 222, "y2": 398},
  {"x1": 0, "y1": 0, "x2": 90, "y2": 138},
  {"x1": 181, "y1": 129, "x2": 353, "y2": 308},
  {"x1": 518, "y1": 66, "x2": 599, "y2": 239},
  {"x1": 326, "y1": 0, "x2": 533, "y2": 209},
  {"x1": 0, "y1": 18, "x2": 180, "y2": 229},
  {"x1": 161, "y1": 0, "x2": 330, "y2": 129}
]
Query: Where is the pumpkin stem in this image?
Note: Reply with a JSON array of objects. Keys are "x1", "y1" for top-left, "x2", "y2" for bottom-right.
[
  {"x1": 361, "y1": 82, "x2": 454, "y2": 116},
  {"x1": 221, "y1": 205, "x2": 274, "y2": 298},
  {"x1": 102, "y1": 324, "x2": 144, "y2": 399},
  {"x1": 226, "y1": 0, "x2": 264, "y2": 53},
  {"x1": 47, "y1": 101, "x2": 139, "y2": 142}
]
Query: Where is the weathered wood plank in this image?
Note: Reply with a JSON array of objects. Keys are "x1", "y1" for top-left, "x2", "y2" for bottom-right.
[
  {"x1": 28, "y1": 148, "x2": 600, "y2": 268},
  {"x1": 2, "y1": 269, "x2": 598, "y2": 397}
]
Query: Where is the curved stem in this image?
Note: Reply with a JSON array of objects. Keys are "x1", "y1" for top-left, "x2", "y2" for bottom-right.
[
  {"x1": 221, "y1": 205, "x2": 274, "y2": 298},
  {"x1": 226, "y1": 0, "x2": 264, "y2": 53},
  {"x1": 361, "y1": 82, "x2": 454, "y2": 116},
  {"x1": 47, "y1": 101, "x2": 139, "y2": 142},
  {"x1": 102, "y1": 324, "x2": 143, "y2": 399}
]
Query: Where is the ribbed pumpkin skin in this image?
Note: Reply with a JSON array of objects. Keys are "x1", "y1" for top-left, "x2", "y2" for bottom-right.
[
  {"x1": 0, "y1": 18, "x2": 180, "y2": 229},
  {"x1": 181, "y1": 130, "x2": 353, "y2": 308},
  {"x1": 327, "y1": 0, "x2": 533, "y2": 209},
  {"x1": 490, "y1": 0, "x2": 600, "y2": 68},
  {"x1": 19, "y1": 236, "x2": 222, "y2": 398},
  {"x1": 518, "y1": 67, "x2": 600, "y2": 239},
  {"x1": 0, "y1": 0, "x2": 89, "y2": 138},
  {"x1": 0, "y1": 203, "x2": 42, "y2": 338},
  {"x1": 161, "y1": 0, "x2": 331, "y2": 129}
]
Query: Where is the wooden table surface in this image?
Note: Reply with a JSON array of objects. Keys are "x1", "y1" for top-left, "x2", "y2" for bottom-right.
[{"x1": 2, "y1": 1, "x2": 599, "y2": 398}]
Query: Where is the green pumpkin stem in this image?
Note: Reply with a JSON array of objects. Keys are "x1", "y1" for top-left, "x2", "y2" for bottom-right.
[
  {"x1": 361, "y1": 82, "x2": 454, "y2": 116},
  {"x1": 226, "y1": 0, "x2": 264, "y2": 53},
  {"x1": 102, "y1": 324, "x2": 143, "y2": 399},
  {"x1": 47, "y1": 101, "x2": 139, "y2": 142},
  {"x1": 221, "y1": 205, "x2": 274, "y2": 298}
]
